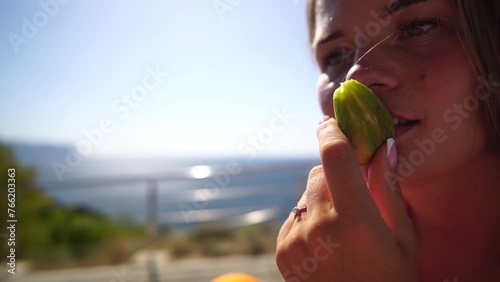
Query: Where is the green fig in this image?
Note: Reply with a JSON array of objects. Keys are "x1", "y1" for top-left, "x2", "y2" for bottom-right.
[{"x1": 333, "y1": 79, "x2": 395, "y2": 165}]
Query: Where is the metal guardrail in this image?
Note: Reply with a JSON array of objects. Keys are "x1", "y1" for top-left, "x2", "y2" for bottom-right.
[{"x1": 33, "y1": 159, "x2": 317, "y2": 282}]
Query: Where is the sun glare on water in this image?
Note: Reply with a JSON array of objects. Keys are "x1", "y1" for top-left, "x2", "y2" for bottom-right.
[{"x1": 190, "y1": 165, "x2": 213, "y2": 179}]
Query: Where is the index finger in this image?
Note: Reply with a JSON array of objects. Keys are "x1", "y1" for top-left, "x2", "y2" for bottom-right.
[{"x1": 317, "y1": 118, "x2": 379, "y2": 217}]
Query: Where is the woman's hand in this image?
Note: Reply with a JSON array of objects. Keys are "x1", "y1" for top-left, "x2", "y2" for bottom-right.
[{"x1": 276, "y1": 118, "x2": 419, "y2": 282}]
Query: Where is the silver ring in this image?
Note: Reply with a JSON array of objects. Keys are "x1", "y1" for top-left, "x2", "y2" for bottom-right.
[{"x1": 292, "y1": 207, "x2": 307, "y2": 218}]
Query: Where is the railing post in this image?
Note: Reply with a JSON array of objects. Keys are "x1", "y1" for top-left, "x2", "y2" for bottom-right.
[
  {"x1": 147, "y1": 179, "x2": 159, "y2": 282},
  {"x1": 147, "y1": 179, "x2": 158, "y2": 244}
]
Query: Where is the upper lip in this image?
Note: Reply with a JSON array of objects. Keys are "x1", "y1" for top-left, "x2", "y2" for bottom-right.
[{"x1": 388, "y1": 111, "x2": 419, "y2": 125}]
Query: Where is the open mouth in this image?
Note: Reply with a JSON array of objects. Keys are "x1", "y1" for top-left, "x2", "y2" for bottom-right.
[{"x1": 393, "y1": 118, "x2": 419, "y2": 138}]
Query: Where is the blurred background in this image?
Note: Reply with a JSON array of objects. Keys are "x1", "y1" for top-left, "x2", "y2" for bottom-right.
[{"x1": 0, "y1": 0, "x2": 322, "y2": 281}]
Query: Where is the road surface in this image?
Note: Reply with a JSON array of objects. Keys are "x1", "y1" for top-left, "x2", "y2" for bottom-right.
[{"x1": 2, "y1": 252, "x2": 282, "y2": 282}]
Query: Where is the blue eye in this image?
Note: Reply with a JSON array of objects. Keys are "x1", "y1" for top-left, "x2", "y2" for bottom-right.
[{"x1": 400, "y1": 18, "x2": 439, "y2": 38}]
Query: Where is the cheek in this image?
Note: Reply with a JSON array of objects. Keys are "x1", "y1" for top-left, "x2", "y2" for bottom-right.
[
  {"x1": 433, "y1": 76, "x2": 488, "y2": 167},
  {"x1": 317, "y1": 73, "x2": 335, "y2": 116},
  {"x1": 424, "y1": 47, "x2": 484, "y2": 139},
  {"x1": 400, "y1": 48, "x2": 488, "y2": 180}
]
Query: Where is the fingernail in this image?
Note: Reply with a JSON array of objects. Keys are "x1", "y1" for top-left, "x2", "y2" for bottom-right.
[
  {"x1": 387, "y1": 138, "x2": 397, "y2": 169},
  {"x1": 318, "y1": 115, "x2": 330, "y2": 125}
]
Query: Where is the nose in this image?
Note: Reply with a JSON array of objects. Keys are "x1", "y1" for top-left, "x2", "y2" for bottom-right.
[{"x1": 344, "y1": 46, "x2": 399, "y2": 92}]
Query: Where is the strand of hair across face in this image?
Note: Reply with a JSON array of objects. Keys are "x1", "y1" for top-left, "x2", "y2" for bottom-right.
[{"x1": 326, "y1": 28, "x2": 401, "y2": 115}]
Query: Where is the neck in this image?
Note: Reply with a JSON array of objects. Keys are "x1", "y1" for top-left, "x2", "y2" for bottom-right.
[{"x1": 402, "y1": 151, "x2": 500, "y2": 280}]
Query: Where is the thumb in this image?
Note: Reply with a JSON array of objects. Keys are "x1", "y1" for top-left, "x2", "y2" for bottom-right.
[{"x1": 367, "y1": 138, "x2": 416, "y2": 250}]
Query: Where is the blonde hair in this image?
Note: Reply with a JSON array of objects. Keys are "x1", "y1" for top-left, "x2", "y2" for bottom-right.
[
  {"x1": 453, "y1": 0, "x2": 500, "y2": 152},
  {"x1": 306, "y1": 0, "x2": 500, "y2": 152}
]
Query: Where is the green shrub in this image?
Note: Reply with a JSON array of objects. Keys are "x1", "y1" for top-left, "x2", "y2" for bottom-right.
[
  {"x1": 163, "y1": 222, "x2": 281, "y2": 260},
  {"x1": 0, "y1": 144, "x2": 146, "y2": 270}
]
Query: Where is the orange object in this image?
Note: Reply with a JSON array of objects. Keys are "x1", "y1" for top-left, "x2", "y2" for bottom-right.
[{"x1": 211, "y1": 272, "x2": 262, "y2": 282}]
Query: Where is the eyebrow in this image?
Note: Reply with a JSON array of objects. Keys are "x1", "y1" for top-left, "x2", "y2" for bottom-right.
[
  {"x1": 386, "y1": 0, "x2": 428, "y2": 15},
  {"x1": 313, "y1": 0, "x2": 428, "y2": 49},
  {"x1": 314, "y1": 30, "x2": 345, "y2": 49}
]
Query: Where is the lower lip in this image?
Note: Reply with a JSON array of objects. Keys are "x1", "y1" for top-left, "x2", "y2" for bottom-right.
[{"x1": 394, "y1": 123, "x2": 418, "y2": 139}]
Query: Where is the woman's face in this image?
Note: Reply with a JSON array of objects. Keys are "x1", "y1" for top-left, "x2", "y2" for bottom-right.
[{"x1": 313, "y1": 0, "x2": 488, "y2": 182}]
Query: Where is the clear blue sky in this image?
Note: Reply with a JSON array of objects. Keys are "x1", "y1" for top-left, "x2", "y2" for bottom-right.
[{"x1": 0, "y1": 0, "x2": 323, "y2": 158}]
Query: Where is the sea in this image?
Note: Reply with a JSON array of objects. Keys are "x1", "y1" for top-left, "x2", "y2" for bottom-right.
[{"x1": 27, "y1": 154, "x2": 320, "y2": 230}]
